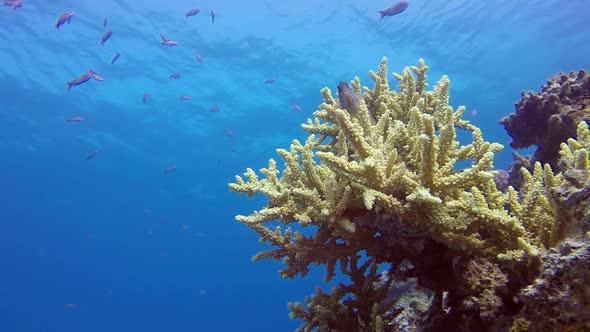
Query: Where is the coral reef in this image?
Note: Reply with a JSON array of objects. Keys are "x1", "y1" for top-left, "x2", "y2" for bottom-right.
[
  {"x1": 515, "y1": 239, "x2": 590, "y2": 331},
  {"x1": 229, "y1": 58, "x2": 590, "y2": 331},
  {"x1": 500, "y1": 69, "x2": 590, "y2": 169}
]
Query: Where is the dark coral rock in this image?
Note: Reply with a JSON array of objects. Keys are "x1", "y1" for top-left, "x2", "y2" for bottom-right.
[
  {"x1": 515, "y1": 239, "x2": 590, "y2": 330},
  {"x1": 493, "y1": 169, "x2": 511, "y2": 192},
  {"x1": 506, "y1": 153, "x2": 533, "y2": 191},
  {"x1": 457, "y1": 257, "x2": 508, "y2": 321},
  {"x1": 500, "y1": 69, "x2": 590, "y2": 168},
  {"x1": 552, "y1": 169, "x2": 590, "y2": 235}
]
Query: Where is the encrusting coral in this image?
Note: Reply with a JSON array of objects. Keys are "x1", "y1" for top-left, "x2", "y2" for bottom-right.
[{"x1": 229, "y1": 58, "x2": 590, "y2": 331}]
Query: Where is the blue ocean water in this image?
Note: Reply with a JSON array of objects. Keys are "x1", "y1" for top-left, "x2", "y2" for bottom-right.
[{"x1": 0, "y1": 0, "x2": 589, "y2": 331}]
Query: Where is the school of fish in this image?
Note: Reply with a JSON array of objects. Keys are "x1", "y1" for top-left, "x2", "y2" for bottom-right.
[{"x1": 3, "y1": 1, "x2": 409, "y2": 171}]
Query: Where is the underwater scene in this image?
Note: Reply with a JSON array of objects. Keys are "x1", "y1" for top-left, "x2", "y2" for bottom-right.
[{"x1": 1, "y1": 0, "x2": 590, "y2": 331}]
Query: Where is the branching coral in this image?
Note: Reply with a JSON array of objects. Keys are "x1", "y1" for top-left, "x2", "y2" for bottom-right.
[{"x1": 229, "y1": 58, "x2": 590, "y2": 330}]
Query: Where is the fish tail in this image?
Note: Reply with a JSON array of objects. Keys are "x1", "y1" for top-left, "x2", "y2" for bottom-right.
[
  {"x1": 378, "y1": 11, "x2": 385, "y2": 21},
  {"x1": 66, "y1": 83, "x2": 72, "y2": 92}
]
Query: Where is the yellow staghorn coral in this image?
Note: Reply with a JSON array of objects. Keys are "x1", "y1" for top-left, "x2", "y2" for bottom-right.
[
  {"x1": 229, "y1": 58, "x2": 590, "y2": 330},
  {"x1": 230, "y1": 57, "x2": 567, "y2": 263}
]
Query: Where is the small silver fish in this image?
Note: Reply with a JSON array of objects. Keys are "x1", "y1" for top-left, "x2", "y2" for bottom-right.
[
  {"x1": 55, "y1": 12, "x2": 74, "y2": 30},
  {"x1": 111, "y1": 52, "x2": 120, "y2": 64},
  {"x1": 66, "y1": 116, "x2": 84, "y2": 123},
  {"x1": 88, "y1": 68, "x2": 104, "y2": 81},
  {"x1": 185, "y1": 8, "x2": 200, "y2": 17},
  {"x1": 67, "y1": 73, "x2": 92, "y2": 91},
  {"x1": 194, "y1": 50, "x2": 203, "y2": 63},
  {"x1": 160, "y1": 33, "x2": 178, "y2": 46},
  {"x1": 87, "y1": 150, "x2": 98, "y2": 160},
  {"x1": 179, "y1": 95, "x2": 192, "y2": 101},
  {"x1": 163, "y1": 164, "x2": 177, "y2": 174},
  {"x1": 378, "y1": 1, "x2": 409, "y2": 21},
  {"x1": 3, "y1": 0, "x2": 21, "y2": 10},
  {"x1": 142, "y1": 93, "x2": 152, "y2": 104},
  {"x1": 290, "y1": 104, "x2": 302, "y2": 112},
  {"x1": 100, "y1": 29, "x2": 112, "y2": 46}
]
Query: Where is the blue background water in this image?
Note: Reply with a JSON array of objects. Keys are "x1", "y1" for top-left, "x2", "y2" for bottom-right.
[{"x1": 0, "y1": 0, "x2": 589, "y2": 331}]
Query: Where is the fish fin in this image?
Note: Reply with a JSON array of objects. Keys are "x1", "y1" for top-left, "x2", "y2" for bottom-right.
[
  {"x1": 67, "y1": 17, "x2": 72, "y2": 24},
  {"x1": 160, "y1": 33, "x2": 167, "y2": 41}
]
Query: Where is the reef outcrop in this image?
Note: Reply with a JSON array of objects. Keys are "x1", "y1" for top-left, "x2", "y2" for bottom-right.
[{"x1": 500, "y1": 69, "x2": 590, "y2": 169}]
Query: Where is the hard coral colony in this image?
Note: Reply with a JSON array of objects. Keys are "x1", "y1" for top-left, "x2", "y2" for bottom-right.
[{"x1": 230, "y1": 58, "x2": 590, "y2": 331}]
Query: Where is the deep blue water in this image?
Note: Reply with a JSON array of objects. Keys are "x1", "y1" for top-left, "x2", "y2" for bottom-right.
[{"x1": 0, "y1": 0, "x2": 589, "y2": 331}]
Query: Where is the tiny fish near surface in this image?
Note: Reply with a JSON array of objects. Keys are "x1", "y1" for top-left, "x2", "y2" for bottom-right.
[
  {"x1": 88, "y1": 68, "x2": 104, "y2": 81},
  {"x1": 163, "y1": 164, "x2": 177, "y2": 174},
  {"x1": 186, "y1": 8, "x2": 200, "y2": 17},
  {"x1": 194, "y1": 50, "x2": 203, "y2": 63},
  {"x1": 67, "y1": 73, "x2": 92, "y2": 91},
  {"x1": 55, "y1": 12, "x2": 75, "y2": 30},
  {"x1": 111, "y1": 52, "x2": 120, "y2": 64},
  {"x1": 142, "y1": 93, "x2": 152, "y2": 104},
  {"x1": 66, "y1": 116, "x2": 84, "y2": 123},
  {"x1": 210, "y1": 9, "x2": 215, "y2": 24},
  {"x1": 179, "y1": 95, "x2": 192, "y2": 101},
  {"x1": 87, "y1": 150, "x2": 97, "y2": 160},
  {"x1": 160, "y1": 33, "x2": 179, "y2": 46},
  {"x1": 170, "y1": 72, "x2": 181, "y2": 79},
  {"x1": 264, "y1": 78, "x2": 275, "y2": 84},
  {"x1": 291, "y1": 104, "x2": 302, "y2": 112},
  {"x1": 100, "y1": 30, "x2": 112, "y2": 46},
  {"x1": 378, "y1": 1, "x2": 409, "y2": 21},
  {"x1": 103, "y1": 18, "x2": 107, "y2": 26},
  {"x1": 210, "y1": 105, "x2": 220, "y2": 112},
  {"x1": 3, "y1": 0, "x2": 21, "y2": 10}
]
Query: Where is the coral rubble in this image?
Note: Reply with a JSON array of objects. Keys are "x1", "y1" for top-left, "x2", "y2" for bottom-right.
[{"x1": 229, "y1": 58, "x2": 590, "y2": 331}]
